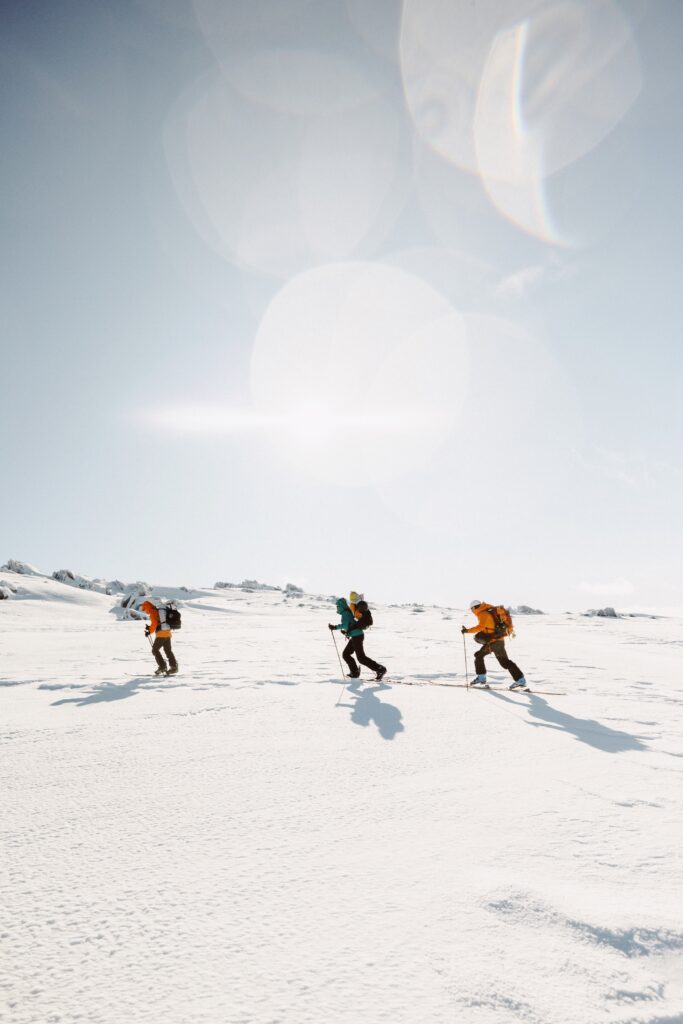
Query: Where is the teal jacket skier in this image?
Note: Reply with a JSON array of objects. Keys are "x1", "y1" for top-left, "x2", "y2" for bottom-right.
[
  {"x1": 330, "y1": 597, "x2": 363, "y2": 638},
  {"x1": 329, "y1": 597, "x2": 386, "y2": 681}
]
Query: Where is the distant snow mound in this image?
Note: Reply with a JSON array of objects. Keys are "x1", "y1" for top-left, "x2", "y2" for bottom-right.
[
  {"x1": 514, "y1": 605, "x2": 544, "y2": 615},
  {"x1": 51, "y1": 569, "x2": 131, "y2": 596},
  {"x1": 215, "y1": 580, "x2": 282, "y2": 593},
  {"x1": 53, "y1": 569, "x2": 103, "y2": 593},
  {"x1": 111, "y1": 585, "x2": 193, "y2": 621},
  {"x1": 0, "y1": 581, "x2": 18, "y2": 599},
  {"x1": 2, "y1": 559, "x2": 42, "y2": 576},
  {"x1": 585, "y1": 607, "x2": 619, "y2": 618},
  {"x1": 120, "y1": 581, "x2": 152, "y2": 596},
  {"x1": 284, "y1": 583, "x2": 304, "y2": 597},
  {"x1": 112, "y1": 585, "x2": 152, "y2": 621}
]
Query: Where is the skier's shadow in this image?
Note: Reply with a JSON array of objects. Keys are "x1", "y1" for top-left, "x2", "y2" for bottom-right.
[
  {"x1": 343, "y1": 679, "x2": 404, "y2": 741},
  {"x1": 51, "y1": 677, "x2": 157, "y2": 708},
  {"x1": 491, "y1": 692, "x2": 647, "y2": 754}
]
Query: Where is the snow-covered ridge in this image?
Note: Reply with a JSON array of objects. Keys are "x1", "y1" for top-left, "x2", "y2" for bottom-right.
[
  {"x1": 0, "y1": 559, "x2": 662, "y2": 620},
  {"x1": 2, "y1": 558, "x2": 141, "y2": 597},
  {"x1": 0, "y1": 560, "x2": 315, "y2": 623}
]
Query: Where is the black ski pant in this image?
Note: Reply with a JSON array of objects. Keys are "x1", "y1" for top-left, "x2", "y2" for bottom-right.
[
  {"x1": 474, "y1": 639, "x2": 523, "y2": 682},
  {"x1": 152, "y1": 635, "x2": 177, "y2": 671},
  {"x1": 343, "y1": 635, "x2": 383, "y2": 677}
]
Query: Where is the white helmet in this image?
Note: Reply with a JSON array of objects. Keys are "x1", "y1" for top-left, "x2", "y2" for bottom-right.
[{"x1": 469, "y1": 599, "x2": 482, "y2": 609}]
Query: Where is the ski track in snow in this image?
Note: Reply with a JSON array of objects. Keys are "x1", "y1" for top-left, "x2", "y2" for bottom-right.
[{"x1": 2, "y1": 577, "x2": 683, "y2": 1024}]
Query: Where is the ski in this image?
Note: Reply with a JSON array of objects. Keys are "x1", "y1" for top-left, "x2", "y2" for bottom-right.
[
  {"x1": 389, "y1": 680, "x2": 565, "y2": 695},
  {"x1": 505, "y1": 688, "x2": 565, "y2": 696},
  {"x1": 468, "y1": 685, "x2": 566, "y2": 696}
]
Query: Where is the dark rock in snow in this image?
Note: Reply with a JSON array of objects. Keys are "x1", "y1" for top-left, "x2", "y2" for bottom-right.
[
  {"x1": 215, "y1": 580, "x2": 282, "y2": 592},
  {"x1": 1, "y1": 559, "x2": 41, "y2": 575},
  {"x1": 0, "y1": 579, "x2": 19, "y2": 599},
  {"x1": 113, "y1": 585, "x2": 152, "y2": 620}
]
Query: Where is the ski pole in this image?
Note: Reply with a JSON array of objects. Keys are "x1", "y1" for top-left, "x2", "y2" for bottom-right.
[
  {"x1": 331, "y1": 629, "x2": 348, "y2": 705},
  {"x1": 462, "y1": 632, "x2": 469, "y2": 689}
]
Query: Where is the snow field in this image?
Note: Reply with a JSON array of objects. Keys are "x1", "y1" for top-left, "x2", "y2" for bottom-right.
[{"x1": 2, "y1": 575, "x2": 683, "y2": 1023}]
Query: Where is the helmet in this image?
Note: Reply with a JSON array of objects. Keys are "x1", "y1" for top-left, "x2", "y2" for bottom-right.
[{"x1": 469, "y1": 599, "x2": 482, "y2": 610}]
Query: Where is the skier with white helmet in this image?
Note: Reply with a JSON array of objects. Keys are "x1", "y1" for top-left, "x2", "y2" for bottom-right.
[{"x1": 462, "y1": 599, "x2": 527, "y2": 690}]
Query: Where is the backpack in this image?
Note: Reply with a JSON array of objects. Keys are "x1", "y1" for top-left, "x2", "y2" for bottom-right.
[
  {"x1": 488, "y1": 605, "x2": 513, "y2": 638},
  {"x1": 355, "y1": 600, "x2": 373, "y2": 630},
  {"x1": 160, "y1": 603, "x2": 182, "y2": 631}
]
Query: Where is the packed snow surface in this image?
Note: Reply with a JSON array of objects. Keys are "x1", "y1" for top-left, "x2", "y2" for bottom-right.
[{"x1": 2, "y1": 570, "x2": 682, "y2": 1024}]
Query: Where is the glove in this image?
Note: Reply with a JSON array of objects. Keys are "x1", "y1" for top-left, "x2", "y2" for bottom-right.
[
  {"x1": 461, "y1": 626, "x2": 467, "y2": 634},
  {"x1": 328, "y1": 623, "x2": 336, "y2": 631},
  {"x1": 145, "y1": 626, "x2": 151, "y2": 637}
]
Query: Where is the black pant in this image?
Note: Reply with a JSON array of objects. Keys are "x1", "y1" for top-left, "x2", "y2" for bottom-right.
[
  {"x1": 474, "y1": 639, "x2": 523, "y2": 682},
  {"x1": 152, "y1": 635, "x2": 177, "y2": 671},
  {"x1": 343, "y1": 635, "x2": 383, "y2": 677}
]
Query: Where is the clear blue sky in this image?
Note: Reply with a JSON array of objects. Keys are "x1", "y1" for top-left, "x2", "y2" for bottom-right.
[{"x1": 2, "y1": 0, "x2": 681, "y2": 610}]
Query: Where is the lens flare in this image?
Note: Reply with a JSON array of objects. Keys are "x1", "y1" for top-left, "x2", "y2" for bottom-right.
[
  {"x1": 214, "y1": 49, "x2": 380, "y2": 116},
  {"x1": 400, "y1": 0, "x2": 642, "y2": 242},
  {"x1": 192, "y1": 0, "x2": 317, "y2": 59},
  {"x1": 164, "y1": 70, "x2": 408, "y2": 278},
  {"x1": 376, "y1": 312, "x2": 582, "y2": 533},
  {"x1": 400, "y1": 0, "x2": 540, "y2": 175},
  {"x1": 344, "y1": 0, "x2": 403, "y2": 61},
  {"x1": 250, "y1": 262, "x2": 468, "y2": 485}
]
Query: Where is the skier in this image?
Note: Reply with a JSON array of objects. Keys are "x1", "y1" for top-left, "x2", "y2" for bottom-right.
[
  {"x1": 461, "y1": 600, "x2": 527, "y2": 690},
  {"x1": 329, "y1": 597, "x2": 386, "y2": 681},
  {"x1": 140, "y1": 599, "x2": 178, "y2": 676}
]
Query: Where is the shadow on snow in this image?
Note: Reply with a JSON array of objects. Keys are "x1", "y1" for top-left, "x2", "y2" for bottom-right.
[
  {"x1": 51, "y1": 677, "x2": 160, "y2": 707},
  {"x1": 491, "y1": 691, "x2": 647, "y2": 754},
  {"x1": 340, "y1": 679, "x2": 404, "y2": 741}
]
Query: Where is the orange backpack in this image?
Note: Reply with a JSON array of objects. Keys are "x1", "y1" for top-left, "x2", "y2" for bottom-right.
[{"x1": 489, "y1": 605, "x2": 514, "y2": 638}]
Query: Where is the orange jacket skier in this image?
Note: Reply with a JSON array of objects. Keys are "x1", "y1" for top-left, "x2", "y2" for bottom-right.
[
  {"x1": 140, "y1": 599, "x2": 178, "y2": 676},
  {"x1": 462, "y1": 600, "x2": 527, "y2": 690}
]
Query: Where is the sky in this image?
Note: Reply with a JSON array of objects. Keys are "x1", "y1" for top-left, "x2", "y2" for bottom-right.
[{"x1": 1, "y1": 0, "x2": 682, "y2": 610}]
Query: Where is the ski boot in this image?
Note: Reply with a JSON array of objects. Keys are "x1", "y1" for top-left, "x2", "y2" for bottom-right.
[
  {"x1": 509, "y1": 677, "x2": 529, "y2": 691},
  {"x1": 154, "y1": 666, "x2": 167, "y2": 677},
  {"x1": 375, "y1": 667, "x2": 387, "y2": 682},
  {"x1": 470, "y1": 675, "x2": 488, "y2": 689}
]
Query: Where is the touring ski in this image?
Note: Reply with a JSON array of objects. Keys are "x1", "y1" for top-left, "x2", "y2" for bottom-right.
[{"x1": 390, "y1": 680, "x2": 565, "y2": 695}]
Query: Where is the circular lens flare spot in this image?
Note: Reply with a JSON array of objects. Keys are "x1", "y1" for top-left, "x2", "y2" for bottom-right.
[{"x1": 250, "y1": 262, "x2": 468, "y2": 485}]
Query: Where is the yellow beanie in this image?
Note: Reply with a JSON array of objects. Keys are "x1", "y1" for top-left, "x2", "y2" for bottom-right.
[{"x1": 349, "y1": 591, "x2": 362, "y2": 604}]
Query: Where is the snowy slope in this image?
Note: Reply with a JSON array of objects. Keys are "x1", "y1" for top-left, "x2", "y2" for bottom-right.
[{"x1": 2, "y1": 571, "x2": 683, "y2": 1024}]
